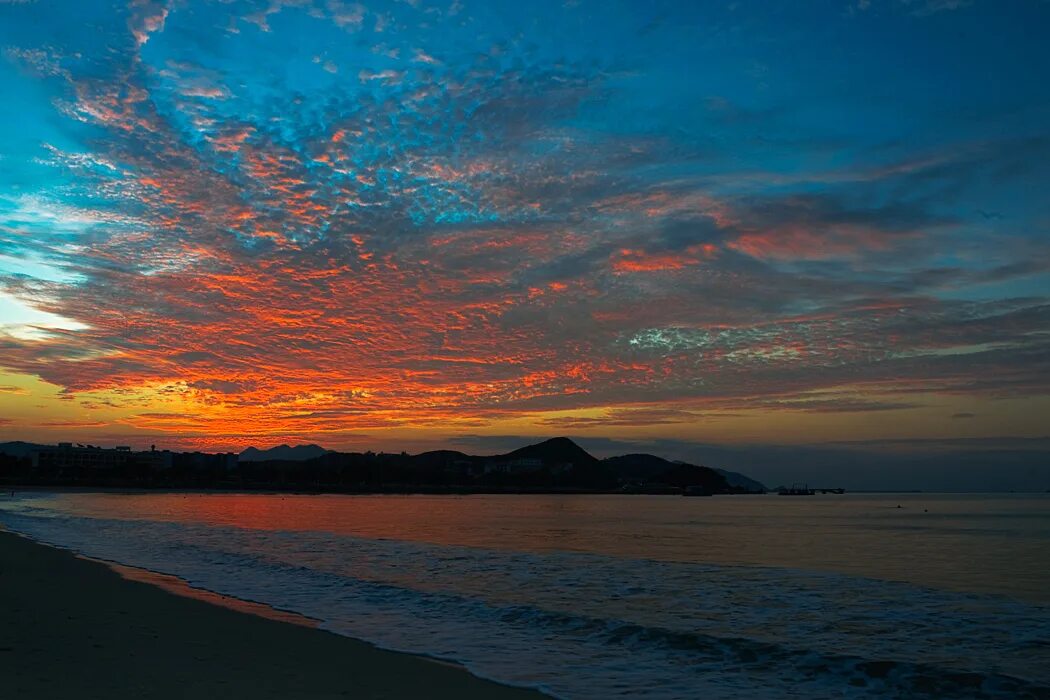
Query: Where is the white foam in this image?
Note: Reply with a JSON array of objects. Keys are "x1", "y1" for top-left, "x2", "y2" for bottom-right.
[{"x1": 2, "y1": 495, "x2": 1048, "y2": 699}]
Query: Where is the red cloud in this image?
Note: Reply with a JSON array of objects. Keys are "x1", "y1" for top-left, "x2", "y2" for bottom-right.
[{"x1": 611, "y1": 244, "x2": 718, "y2": 273}]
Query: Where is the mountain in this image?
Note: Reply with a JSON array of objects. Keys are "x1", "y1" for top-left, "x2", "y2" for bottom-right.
[
  {"x1": 239, "y1": 444, "x2": 330, "y2": 462},
  {"x1": 0, "y1": 441, "x2": 45, "y2": 459},
  {"x1": 604, "y1": 453, "x2": 731, "y2": 492},
  {"x1": 2, "y1": 435, "x2": 765, "y2": 494},
  {"x1": 495, "y1": 436, "x2": 601, "y2": 467},
  {"x1": 603, "y1": 453, "x2": 677, "y2": 480},
  {"x1": 713, "y1": 467, "x2": 767, "y2": 493},
  {"x1": 410, "y1": 450, "x2": 480, "y2": 469},
  {"x1": 655, "y1": 462, "x2": 731, "y2": 491}
]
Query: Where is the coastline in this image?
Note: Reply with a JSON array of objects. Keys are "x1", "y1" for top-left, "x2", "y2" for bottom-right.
[
  {"x1": 0, "y1": 481, "x2": 689, "y2": 495},
  {"x1": 0, "y1": 529, "x2": 549, "y2": 699}
]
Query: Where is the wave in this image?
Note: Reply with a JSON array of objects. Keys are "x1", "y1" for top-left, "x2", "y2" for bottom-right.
[
  {"x1": 3, "y1": 498, "x2": 1049, "y2": 699},
  {"x1": 492, "y1": 605, "x2": 1048, "y2": 698}
]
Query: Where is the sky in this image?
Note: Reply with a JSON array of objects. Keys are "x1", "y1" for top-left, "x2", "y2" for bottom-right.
[{"x1": 0, "y1": 0, "x2": 1048, "y2": 485}]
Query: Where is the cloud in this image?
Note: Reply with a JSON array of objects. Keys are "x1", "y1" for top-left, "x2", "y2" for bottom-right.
[
  {"x1": 128, "y1": 0, "x2": 171, "y2": 47},
  {"x1": 35, "y1": 420, "x2": 111, "y2": 428},
  {"x1": 850, "y1": 0, "x2": 974, "y2": 15},
  {"x1": 611, "y1": 243, "x2": 719, "y2": 273},
  {"x1": 537, "y1": 407, "x2": 708, "y2": 428},
  {"x1": 357, "y1": 68, "x2": 403, "y2": 84},
  {"x1": 3, "y1": 47, "x2": 68, "y2": 78},
  {"x1": 724, "y1": 193, "x2": 948, "y2": 260},
  {"x1": 760, "y1": 397, "x2": 923, "y2": 413},
  {"x1": 0, "y1": 0, "x2": 1046, "y2": 447},
  {"x1": 904, "y1": 0, "x2": 974, "y2": 16},
  {"x1": 326, "y1": 0, "x2": 366, "y2": 30}
]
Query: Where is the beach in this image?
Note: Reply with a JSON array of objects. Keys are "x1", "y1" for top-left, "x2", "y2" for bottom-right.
[
  {"x1": 0, "y1": 529, "x2": 546, "y2": 699},
  {"x1": 3, "y1": 492, "x2": 1048, "y2": 698}
]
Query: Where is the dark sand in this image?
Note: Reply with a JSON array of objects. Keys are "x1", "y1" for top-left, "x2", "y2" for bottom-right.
[{"x1": 0, "y1": 530, "x2": 547, "y2": 699}]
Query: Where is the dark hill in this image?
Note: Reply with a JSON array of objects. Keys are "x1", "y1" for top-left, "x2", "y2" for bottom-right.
[
  {"x1": 603, "y1": 453, "x2": 676, "y2": 480},
  {"x1": 411, "y1": 450, "x2": 479, "y2": 468},
  {"x1": 0, "y1": 441, "x2": 45, "y2": 459},
  {"x1": 712, "y1": 467, "x2": 767, "y2": 493},
  {"x1": 496, "y1": 436, "x2": 600, "y2": 467},
  {"x1": 605, "y1": 453, "x2": 731, "y2": 492},
  {"x1": 239, "y1": 444, "x2": 329, "y2": 462},
  {"x1": 657, "y1": 462, "x2": 730, "y2": 491},
  {"x1": 3, "y1": 436, "x2": 766, "y2": 494}
]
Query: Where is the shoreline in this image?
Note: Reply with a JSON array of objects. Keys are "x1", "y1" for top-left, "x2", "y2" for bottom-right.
[
  {"x1": 6, "y1": 484, "x2": 1047, "y2": 495},
  {"x1": 0, "y1": 481, "x2": 690, "y2": 495},
  {"x1": 0, "y1": 528, "x2": 549, "y2": 699}
]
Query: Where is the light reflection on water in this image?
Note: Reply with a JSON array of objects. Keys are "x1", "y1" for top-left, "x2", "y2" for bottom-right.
[
  {"x1": 26, "y1": 491, "x2": 1050, "y2": 601},
  {"x1": 2, "y1": 492, "x2": 1048, "y2": 699}
]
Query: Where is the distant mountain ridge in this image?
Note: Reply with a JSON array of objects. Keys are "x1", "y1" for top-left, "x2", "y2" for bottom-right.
[
  {"x1": 2, "y1": 436, "x2": 765, "y2": 493},
  {"x1": 409, "y1": 438, "x2": 766, "y2": 492},
  {"x1": 712, "y1": 467, "x2": 767, "y2": 493},
  {"x1": 603, "y1": 453, "x2": 677, "y2": 480},
  {"x1": 234, "y1": 436, "x2": 766, "y2": 491},
  {"x1": 0, "y1": 441, "x2": 45, "y2": 459},
  {"x1": 239, "y1": 444, "x2": 330, "y2": 462},
  {"x1": 602, "y1": 452, "x2": 766, "y2": 492},
  {"x1": 499, "y1": 436, "x2": 601, "y2": 467}
]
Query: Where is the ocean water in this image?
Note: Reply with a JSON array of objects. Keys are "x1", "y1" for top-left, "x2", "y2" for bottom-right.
[{"x1": 2, "y1": 492, "x2": 1048, "y2": 699}]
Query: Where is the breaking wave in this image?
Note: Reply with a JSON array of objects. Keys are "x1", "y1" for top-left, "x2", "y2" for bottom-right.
[{"x1": 2, "y1": 496, "x2": 1048, "y2": 699}]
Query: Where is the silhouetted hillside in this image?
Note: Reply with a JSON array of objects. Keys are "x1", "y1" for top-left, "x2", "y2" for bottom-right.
[
  {"x1": 713, "y1": 467, "x2": 767, "y2": 493},
  {"x1": 0, "y1": 441, "x2": 46, "y2": 459},
  {"x1": 656, "y1": 463, "x2": 728, "y2": 491},
  {"x1": 410, "y1": 450, "x2": 478, "y2": 468},
  {"x1": 603, "y1": 453, "x2": 678, "y2": 480},
  {"x1": 604, "y1": 454, "x2": 729, "y2": 492},
  {"x1": 239, "y1": 444, "x2": 329, "y2": 462},
  {"x1": 1, "y1": 436, "x2": 764, "y2": 494},
  {"x1": 496, "y1": 437, "x2": 601, "y2": 467}
]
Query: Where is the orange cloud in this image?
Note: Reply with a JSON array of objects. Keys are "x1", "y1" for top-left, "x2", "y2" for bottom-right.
[{"x1": 611, "y1": 244, "x2": 718, "y2": 273}]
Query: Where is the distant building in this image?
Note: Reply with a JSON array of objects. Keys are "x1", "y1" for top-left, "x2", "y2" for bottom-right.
[
  {"x1": 32, "y1": 444, "x2": 133, "y2": 471},
  {"x1": 31, "y1": 443, "x2": 172, "y2": 473},
  {"x1": 173, "y1": 451, "x2": 237, "y2": 472},
  {"x1": 137, "y1": 448, "x2": 174, "y2": 471}
]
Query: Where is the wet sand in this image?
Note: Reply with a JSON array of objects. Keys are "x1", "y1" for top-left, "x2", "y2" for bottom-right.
[{"x1": 0, "y1": 529, "x2": 547, "y2": 699}]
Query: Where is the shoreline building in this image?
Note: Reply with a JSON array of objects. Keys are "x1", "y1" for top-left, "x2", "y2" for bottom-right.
[{"x1": 31, "y1": 442, "x2": 173, "y2": 475}]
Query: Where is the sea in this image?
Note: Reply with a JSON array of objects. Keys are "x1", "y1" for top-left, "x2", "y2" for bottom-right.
[{"x1": 1, "y1": 491, "x2": 1048, "y2": 699}]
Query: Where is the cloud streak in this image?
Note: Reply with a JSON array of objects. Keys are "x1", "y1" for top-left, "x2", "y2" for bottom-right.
[{"x1": 0, "y1": 0, "x2": 1047, "y2": 448}]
